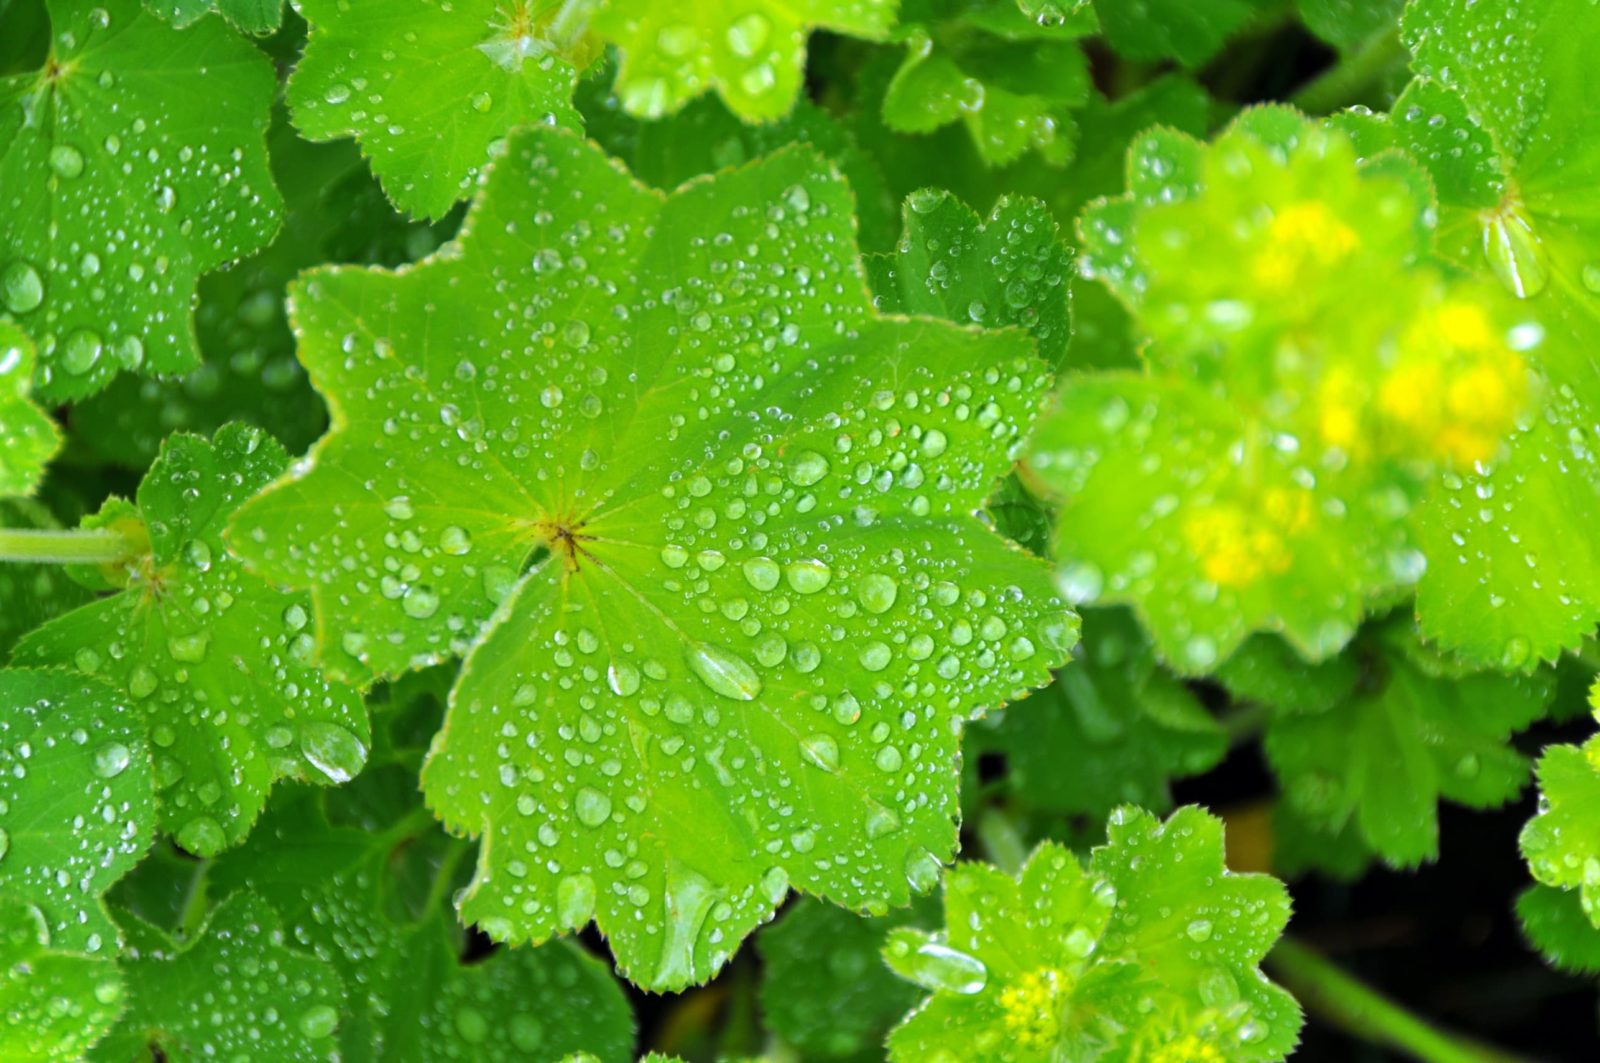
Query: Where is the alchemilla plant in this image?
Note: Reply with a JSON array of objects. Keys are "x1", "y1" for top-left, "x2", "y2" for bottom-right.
[{"x1": 2, "y1": 0, "x2": 1598, "y2": 1058}]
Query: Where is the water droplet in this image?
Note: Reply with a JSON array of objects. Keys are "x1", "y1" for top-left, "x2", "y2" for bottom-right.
[
  {"x1": 742, "y1": 556, "x2": 781, "y2": 591},
  {"x1": 558, "y1": 874, "x2": 596, "y2": 927},
  {"x1": 890, "y1": 937, "x2": 987, "y2": 994},
  {"x1": 129, "y1": 666, "x2": 158, "y2": 699},
  {"x1": 1056, "y1": 561, "x2": 1103, "y2": 604},
  {"x1": 167, "y1": 632, "x2": 210, "y2": 663},
  {"x1": 383, "y1": 496, "x2": 414, "y2": 520},
  {"x1": 324, "y1": 82, "x2": 351, "y2": 104},
  {"x1": 299, "y1": 1004, "x2": 338, "y2": 1039},
  {"x1": 686, "y1": 642, "x2": 762, "y2": 701},
  {"x1": 1501, "y1": 635, "x2": 1532, "y2": 669},
  {"x1": 0, "y1": 828, "x2": 8, "y2": 861},
  {"x1": 301, "y1": 722, "x2": 367, "y2": 783},
  {"x1": 61, "y1": 329, "x2": 103, "y2": 374},
  {"x1": 456, "y1": 1007, "x2": 488, "y2": 1043},
  {"x1": 921, "y1": 429, "x2": 948, "y2": 458},
  {"x1": 656, "y1": 22, "x2": 697, "y2": 57},
  {"x1": 177, "y1": 816, "x2": 225, "y2": 854},
  {"x1": 470, "y1": 91, "x2": 492, "y2": 113},
  {"x1": 607, "y1": 661, "x2": 641, "y2": 696},
  {"x1": 904, "y1": 850, "x2": 941, "y2": 893},
  {"x1": 1, "y1": 260, "x2": 43, "y2": 313},
  {"x1": 800, "y1": 734, "x2": 839, "y2": 772},
  {"x1": 93, "y1": 743, "x2": 130, "y2": 779},
  {"x1": 183, "y1": 538, "x2": 212, "y2": 572},
  {"x1": 1583, "y1": 262, "x2": 1600, "y2": 294},
  {"x1": 402, "y1": 584, "x2": 440, "y2": 619},
  {"x1": 1185, "y1": 919, "x2": 1213, "y2": 942},
  {"x1": 784, "y1": 559, "x2": 831, "y2": 594},
  {"x1": 574, "y1": 786, "x2": 612, "y2": 827},
  {"x1": 48, "y1": 144, "x2": 84, "y2": 179},
  {"x1": 439, "y1": 525, "x2": 471, "y2": 555},
  {"x1": 726, "y1": 12, "x2": 770, "y2": 57},
  {"x1": 858, "y1": 573, "x2": 898, "y2": 613},
  {"x1": 1482, "y1": 204, "x2": 1548, "y2": 298},
  {"x1": 787, "y1": 450, "x2": 829, "y2": 486}
]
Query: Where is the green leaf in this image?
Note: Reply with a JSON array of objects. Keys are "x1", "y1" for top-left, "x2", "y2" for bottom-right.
[
  {"x1": 884, "y1": 808, "x2": 1300, "y2": 1061},
  {"x1": 969, "y1": 607, "x2": 1227, "y2": 816},
  {"x1": 1264, "y1": 617, "x2": 1550, "y2": 867},
  {"x1": 596, "y1": 0, "x2": 895, "y2": 121},
  {"x1": 208, "y1": 780, "x2": 636, "y2": 1062},
  {"x1": 1092, "y1": 0, "x2": 1274, "y2": 67},
  {"x1": 13, "y1": 425, "x2": 369, "y2": 855},
  {"x1": 141, "y1": 0, "x2": 282, "y2": 34},
  {"x1": 579, "y1": 78, "x2": 897, "y2": 253},
  {"x1": 87, "y1": 892, "x2": 346, "y2": 1062},
  {"x1": 1516, "y1": 884, "x2": 1600, "y2": 975},
  {"x1": 0, "y1": 0, "x2": 282, "y2": 401},
  {"x1": 1033, "y1": 110, "x2": 1537, "y2": 672},
  {"x1": 230, "y1": 127, "x2": 1074, "y2": 988},
  {"x1": 0, "y1": 668, "x2": 155, "y2": 954},
  {"x1": 70, "y1": 111, "x2": 455, "y2": 471},
  {"x1": 757, "y1": 897, "x2": 931, "y2": 1061},
  {"x1": 0, "y1": 896, "x2": 124, "y2": 1062},
  {"x1": 0, "y1": 323, "x2": 58, "y2": 497},
  {"x1": 1378, "y1": 0, "x2": 1600, "y2": 669},
  {"x1": 866, "y1": 188, "x2": 1073, "y2": 366},
  {"x1": 882, "y1": 0, "x2": 1094, "y2": 167},
  {"x1": 1520, "y1": 716, "x2": 1600, "y2": 926},
  {"x1": 286, "y1": 0, "x2": 595, "y2": 220}
]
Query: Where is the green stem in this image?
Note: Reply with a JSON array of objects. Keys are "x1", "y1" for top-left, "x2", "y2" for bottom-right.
[
  {"x1": 0, "y1": 525, "x2": 138, "y2": 565},
  {"x1": 1266, "y1": 939, "x2": 1534, "y2": 1063},
  {"x1": 1291, "y1": 26, "x2": 1408, "y2": 114},
  {"x1": 975, "y1": 806, "x2": 1029, "y2": 875}
]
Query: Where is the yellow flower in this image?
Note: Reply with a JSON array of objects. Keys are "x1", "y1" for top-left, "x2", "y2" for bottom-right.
[
  {"x1": 998, "y1": 968, "x2": 1067, "y2": 1051},
  {"x1": 1251, "y1": 201, "x2": 1360, "y2": 291}
]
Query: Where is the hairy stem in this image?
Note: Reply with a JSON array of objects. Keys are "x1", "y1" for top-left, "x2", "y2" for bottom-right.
[
  {"x1": 0, "y1": 525, "x2": 139, "y2": 565},
  {"x1": 1266, "y1": 938, "x2": 1533, "y2": 1063},
  {"x1": 1291, "y1": 26, "x2": 1408, "y2": 114}
]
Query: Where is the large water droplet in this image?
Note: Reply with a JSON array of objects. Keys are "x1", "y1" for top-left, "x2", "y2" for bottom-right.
[
  {"x1": 574, "y1": 786, "x2": 612, "y2": 827},
  {"x1": 558, "y1": 873, "x2": 596, "y2": 927},
  {"x1": 741, "y1": 556, "x2": 781, "y2": 591},
  {"x1": 299, "y1": 1004, "x2": 338, "y2": 1039},
  {"x1": 61, "y1": 329, "x2": 103, "y2": 375},
  {"x1": 0, "y1": 261, "x2": 43, "y2": 313},
  {"x1": 858, "y1": 573, "x2": 898, "y2": 614},
  {"x1": 48, "y1": 144, "x2": 84, "y2": 179},
  {"x1": 784, "y1": 559, "x2": 831, "y2": 594},
  {"x1": 301, "y1": 722, "x2": 367, "y2": 783},
  {"x1": 93, "y1": 742, "x2": 130, "y2": 779},
  {"x1": 686, "y1": 642, "x2": 762, "y2": 701},
  {"x1": 889, "y1": 936, "x2": 988, "y2": 994},
  {"x1": 177, "y1": 816, "x2": 225, "y2": 854},
  {"x1": 800, "y1": 733, "x2": 839, "y2": 772},
  {"x1": 787, "y1": 450, "x2": 829, "y2": 486},
  {"x1": 1482, "y1": 204, "x2": 1548, "y2": 298}
]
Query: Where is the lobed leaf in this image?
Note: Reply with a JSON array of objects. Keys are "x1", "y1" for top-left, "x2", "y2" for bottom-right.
[
  {"x1": 0, "y1": 322, "x2": 58, "y2": 497},
  {"x1": 230, "y1": 127, "x2": 1074, "y2": 988},
  {"x1": 0, "y1": 0, "x2": 281, "y2": 401},
  {"x1": 14, "y1": 425, "x2": 369, "y2": 855},
  {"x1": 0, "y1": 668, "x2": 155, "y2": 955},
  {"x1": 0, "y1": 897, "x2": 124, "y2": 1062}
]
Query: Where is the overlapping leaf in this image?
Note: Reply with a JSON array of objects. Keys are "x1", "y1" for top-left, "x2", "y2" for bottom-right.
[
  {"x1": 885, "y1": 807, "x2": 1300, "y2": 1061},
  {"x1": 87, "y1": 893, "x2": 345, "y2": 1062},
  {"x1": 231, "y1": 127, "x2": 1073, "y2": 988},
  {"x1": 1330, "y1": 0, "x2": 1600, "y2": 669},
  {"x1": 1031, "y1": 110, "x2": 1539, "y2": 672},
  {"x1": 142, "y1": 0, "x2": 282, "y2": 33},
  {"x1": 595, "y1": 0, "x2": 895, "y2": 121},
  {"x1": 970, "y1": 607, "x2": 1227, "y2": 816},
  {"x1": 1521, "y1": 709, "x2": 1600, "y2": 929},
  {"x1": 757, "y1": 897, "x2": 931, "y2": 1060},
  {"x1": 0, "y1": 897, "x2": 124, "y2": 1062},
  {"x1": 882, "y1": 0, "x2": 1095, "y2": 166},
  {"x1": 1092, "y1": 0, "x2": 1273, "y2": 67},
  {"x1": 1254, "y1": 617, "x2": 1549, "y2": 867},
  {"x1": 0, "y1": 323, "x2": 57, "y2": 497},
  {"x1": 0, "y1": 668, "x2": 155, "y2": 955},
  {"x1": 72, "y1": 113, "x2": 455, "y2": 470},
  {"x1": 288, "y1": 0, "x2": 596, "y2": 220},
  {"x1": 14, "y1": 425, "x2": 368, "y2": 855},
  {"x1": 1516, "y1": 884, "x2": 1600, "y2": 975},
  {"x1": 866, "y1": 188, "x2": 1073, "y2": 366},
  {"x1": 0, "y1": 0, "x2": 281, "y2": 401}
]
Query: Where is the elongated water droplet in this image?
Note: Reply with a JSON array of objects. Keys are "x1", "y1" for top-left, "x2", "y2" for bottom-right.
[
  {"x1": 301, "y1": 722, "x2": 366, "y2": 784},
  {"x1": 686, "y1": 642, "x2": 762, "y2": 700},
  {"x1": 1482, "y1": 204, "x2": 1548, "y2": 298}
]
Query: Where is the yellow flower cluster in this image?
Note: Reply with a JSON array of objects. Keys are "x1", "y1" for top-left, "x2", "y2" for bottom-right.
[
  {"x1": 998, "y1": 967, "x2": 1067, "y2": 1052},
  {"x1": 1250, "y1": 200, "x2": 1360, "y2": 292},
  {"x1": 1181, "y1": 487, "x2": 1312, "y2": 589}
]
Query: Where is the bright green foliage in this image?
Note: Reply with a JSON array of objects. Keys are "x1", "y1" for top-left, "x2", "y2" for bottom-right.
[
  {"x1": 0, "y1": 323, "x2": 57, "y2": 496},
  {"x1": 288, "y1": 0, "x2": 595, "y2": 220},
  {"x1": 758, "y1": 897, "x2": 931, "y2": 1060},
  {"x1": 88, "y1": 892, "x2": 345, "y2": 1062},
  {"x1": 232, "y1": 127, "x2": 1072, "y2": 989},
  {"x1": 882, "y1": 0, "x2": 1094, "y2": 166},
  {"x1": 1368, "y1": 0, "x2": 1600, "y2": 670},
  {"x1": 1520, "y1": 721, "x2": 1600, "y2": 926},
  {"x1": 595, "y1": 0, "x2": 895, "y2": 121},
  {"x1": 580, "y1": 84, "x2": 898, "y2": 253},
  {"x1": 71, "y1": 115, "x2": 452, "y2": 470},
  {"x1": 1093, "y1": 0, "x2": 1273, "y2": 67},
  {"x1": 209, "y1": 782, "x2": 635, "y2": 1061},
  {"x1": 1517, "y1": 885, "x2": 1600, "y2": 975},
  {"x1": 0, "y1": 669, "x2": 154, "y2": 955},
  {"x1": 13, "y1": 425, "x2": 369, "y2": 855},
  {"x1": 885, "y1": 807, "x2": 1300, "y2": 1061},
  {"x1": 970, "y1": 607, "x2": 1227, "y2": 816},
  {"x1": 0, "y1": 897, "x2": 124, "y2": 1062},
  {"x1": 867, "y1": 189, "x2": 1073, "y2": 365},
  {"x1": 1033, "y1": 110, "x2": 1536, "y2": 673},
  {"x1": 1263, "y1": 617, "x2": 1550, "y2": 867},
  {"x1": 0, "y1": 0, "x2": 281, "y2": 401},
  {"x1": 141, "y1": 0, "x2": 282, "y2": 33}
]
